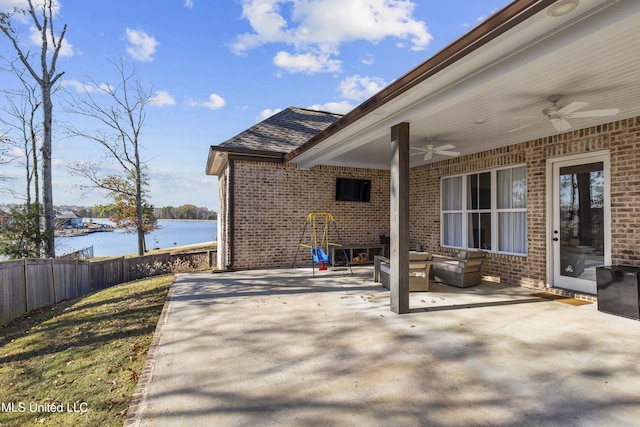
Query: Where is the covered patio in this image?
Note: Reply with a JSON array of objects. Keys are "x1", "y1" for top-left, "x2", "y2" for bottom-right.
[
  {"x1": 206, "y1": 0, "x2": 640, "y2": 316},
  {"x1": 284, "y1": 0, "x2": 640, "y2": 313},
  {"x1": 130, "y1": 268, "x2": 640, "y2": 426}
]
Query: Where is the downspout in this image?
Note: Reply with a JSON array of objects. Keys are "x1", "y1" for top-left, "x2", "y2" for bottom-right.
[{"x1": 225, "y1": 158, "x2": 235, "y2": 271}]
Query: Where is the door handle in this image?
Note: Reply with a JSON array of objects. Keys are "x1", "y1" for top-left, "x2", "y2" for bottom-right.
[{"x1": 553, "y1": 237, "x2": 559, "y2": 241}]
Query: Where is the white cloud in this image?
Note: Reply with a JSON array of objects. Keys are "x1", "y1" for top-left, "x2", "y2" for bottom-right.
[
  {"x1": 307, "y1": 101, "x2": 354, "y2": 115},
  {"x1": 201, "y1": 93, "x2": 226, "y2": 110},
  {"x1": 339, "y1": 75, "x2": 388, "y2": 101},
  {"x1": 51, "y1": 157, "x2": 66, "y2": 168},
  {"x1": 257, "y1": 108, "x2": 282, "y2": 122},
  {"x1": 231, "y1": 0, "x2": 291, "y2": 54},
  {"x1": 9, "y1": 146, "x2": 23, "y2": 157},
  {"x1": 28, "y1": 25, "x2": 74, "y2": 57},
  {"x1": 184, "y1": 0, "x2": 194, "y2": 8},
  {"x1": 188, "y1": 93, "x2": 226, "y2": 110},
  {"x1": 0, "y1": 146, "x2": 24, "y2": 162},
  {"x1": 360, "y1": 53, "x2": 375, "y2": 65},
  {"x1": 61, "y1": 79, "x2": 93, "y2": 93},
  {"x1": 232, "y1": 0, "x2": 432, "y2": 73},
  {"x1": 148, "y1": 168, "x2": 219, "y2": 210},
  {"x1": 125, "y1": 28, "x2": 158, "y2": 62},
  {"x1": 273, "y1": 51, "x2": 341, "y2": 74},
  {"x1": 61, "y1": 79, "x2": 110, "y2": 93},
  {"x1": 0, "y1": 0, "x2": 61, "y2": 15},
  {"x1": 149, "y1": 90, "x2": 176, "y2": 107},
  {"x1": 0, "y1": 0, "x2": 28, "y2": 8},
  {"x1": 302, "y1": 75, "x2": 386, "y2": 117},
  {"x1": 462, "y1": 8, "x2": 500, "y2": 29}
]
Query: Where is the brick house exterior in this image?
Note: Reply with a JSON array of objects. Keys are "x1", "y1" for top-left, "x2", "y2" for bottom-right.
[
  {"x1": 207, "y1": 1, "x2": 640, "y2": 310},
  {"x1": 208, "y1": 107, "x2": 392, "y2": 270},
  {"x1": 410, "y1": 117, "x2": 640, "y2": 292},
  {"x1": 209, "y1": 113, "x2": 640, "y2": 292}
]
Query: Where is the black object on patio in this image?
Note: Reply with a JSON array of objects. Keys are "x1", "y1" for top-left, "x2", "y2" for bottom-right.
[{"x1": 596, "y1": 265, "x2": 640, "y2": 320}]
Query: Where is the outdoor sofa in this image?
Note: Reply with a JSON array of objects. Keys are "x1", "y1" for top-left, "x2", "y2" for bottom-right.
[
  {"x1": 432, "y1": 250, "x2": 486, "y2": 288},
  {"x1": 374, "y1": 251, "x2": 434, "y2": 292}
]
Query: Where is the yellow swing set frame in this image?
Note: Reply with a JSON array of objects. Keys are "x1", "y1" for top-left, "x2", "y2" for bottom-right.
[{"x1": 292, "y1": 212, "x2": 352, "y2": 277}]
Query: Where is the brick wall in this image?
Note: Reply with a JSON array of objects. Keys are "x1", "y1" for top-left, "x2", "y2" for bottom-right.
[
  {"x1": 218, "y1": 115, "x2": 640, "y2": 290},
  {"x1": 410, "y1": 116, "x2": 640, "y2": 289},
  {"x1": 230, "y1": 161, "x2": 390, "y2": 269}
]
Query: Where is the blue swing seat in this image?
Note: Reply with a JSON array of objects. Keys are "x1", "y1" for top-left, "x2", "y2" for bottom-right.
[{"x1": 310, "y1": 248, "x2": 329, "y2": 263}]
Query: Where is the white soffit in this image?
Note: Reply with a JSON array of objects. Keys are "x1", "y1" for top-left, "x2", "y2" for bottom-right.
[{"x1": 291, "y1": 0, "x2": 640, "y2": 170}]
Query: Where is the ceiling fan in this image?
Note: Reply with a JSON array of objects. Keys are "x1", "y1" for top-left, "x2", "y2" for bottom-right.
[
  {"x1": 542, "y1": 95, "x2": 619, "y2": 132},
  {"x1": 411, "y1": 139, "x2": 460, "y2": 161}
]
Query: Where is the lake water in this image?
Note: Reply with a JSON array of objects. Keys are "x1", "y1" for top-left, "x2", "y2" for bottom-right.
[{"x1": 56, "y1": 220, "x2": 217, "y2": 258}]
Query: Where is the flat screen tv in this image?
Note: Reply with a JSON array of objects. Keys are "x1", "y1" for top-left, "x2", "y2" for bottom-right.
[{"x1": 335, "y1": 178, "x2": 371, "y2": 202}]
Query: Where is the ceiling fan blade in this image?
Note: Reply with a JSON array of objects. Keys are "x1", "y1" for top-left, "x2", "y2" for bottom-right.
[
  {"x1": 550, "y1": 118, "x2": 572, "y2": 132},
  {"x1": 423, "y1": 152, "x2": 433, "y2": 161},
  {"x1": 558, "y1": 101, "x2": 589, "y2": 114},
  {"x1": 434, "y1": 144, "x2": 456, "y2": 151},
  {"x1": 570, "y1": 108, "x2": 619, "y2": 118},
  {"x1": 437, "y1": 150, "x2": 461, "y2": 157}
]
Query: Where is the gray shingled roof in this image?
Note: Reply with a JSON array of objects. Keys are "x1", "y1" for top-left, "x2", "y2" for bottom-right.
[{"x1": 218, "y1": 107, "x2": 342, "y2": 154}]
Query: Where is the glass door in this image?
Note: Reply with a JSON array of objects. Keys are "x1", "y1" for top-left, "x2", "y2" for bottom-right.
[{"x1": 551, "y1": 153, "x2": 610, "y2": 294}]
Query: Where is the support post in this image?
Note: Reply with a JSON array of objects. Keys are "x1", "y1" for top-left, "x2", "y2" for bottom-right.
[{"x1": 390, "y1": 122, "x2": 410, "y2": 314}]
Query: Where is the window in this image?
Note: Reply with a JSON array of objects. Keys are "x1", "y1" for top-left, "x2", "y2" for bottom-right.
[
  {"x1": 497, "y1": 167, "x2": 527, "y2": 253},
  {"x1": 441, "y1": 165, "x2": 527, "y2": 255},
  {"x1": 442, "y1": 176, "x2": 462, "y2": 247},
  {"x1": 468, "y1": 172, "x2": 491, "y2": 250}
]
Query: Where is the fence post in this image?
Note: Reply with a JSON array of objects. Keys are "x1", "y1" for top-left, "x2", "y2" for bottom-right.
[
  {"x1": 89, "y1": 260, "x2": 93, "y2": 292},
  {"x1": 50, "y1": 258, "x2": 56, "y2": 303},
  {"x1": 23, "y1": 259, "x2": 28, "y2": 314},
  {"x1": 75, "y1": 259, "x2": 79, "y2": 298}
]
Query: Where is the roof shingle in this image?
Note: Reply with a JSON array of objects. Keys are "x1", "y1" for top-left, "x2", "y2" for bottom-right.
[{"x1": 218, "y1": 107, "x2": 342, "y2": 154}]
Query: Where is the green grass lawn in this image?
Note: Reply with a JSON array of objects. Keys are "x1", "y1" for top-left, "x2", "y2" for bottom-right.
[{"x1": 0, "y1": 275, "x2": 173, "y2": 426}]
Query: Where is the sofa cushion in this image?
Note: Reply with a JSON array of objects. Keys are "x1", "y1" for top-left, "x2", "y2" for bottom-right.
[
  {"x1": 458, "y1": 250, "x2": 485, "y2": 261},
  {"x1": 434, "y1": 262, "x2": 463, "y2": 274},
  {"x1": 409, "y1": 251, "x2": 432, "y2": 261}
]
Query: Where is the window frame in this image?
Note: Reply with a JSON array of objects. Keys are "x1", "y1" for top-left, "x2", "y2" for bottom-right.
[{"x1": 440, "y1": 164, "x2": 528, "y2": 256}]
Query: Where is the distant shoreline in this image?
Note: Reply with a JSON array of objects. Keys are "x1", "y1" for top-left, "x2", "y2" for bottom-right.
[
  {"x1": 85, "y1": 218, "x2": 216, "y2": 222},
  {"x1": 55, "y1": 220, "x2": 217, "y2": 258}
]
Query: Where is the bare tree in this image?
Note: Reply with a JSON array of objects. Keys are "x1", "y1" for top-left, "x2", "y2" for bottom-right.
[
  {"x1": 1, "y1": 64, "x2": 42, "y2": 208},
  {"x1": 66, "y1": 59, "x2": 157, "y2": 256},
  {"x1": 0, "y1": 61, "x2": 46, "y2": 258},
  {"x1": 0, "y1": 135, "x2": 11, "y2": 195},
  {"x1": 1, "y1": 0, "x2": 67, "y2": 258}
]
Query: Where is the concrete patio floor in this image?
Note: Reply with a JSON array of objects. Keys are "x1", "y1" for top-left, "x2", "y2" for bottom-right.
[{"x1": 129, "y1": 267, "x2": 640, "y2": 426}]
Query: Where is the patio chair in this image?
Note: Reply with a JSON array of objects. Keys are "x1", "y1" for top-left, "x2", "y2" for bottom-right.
[
  {"x1": 374, "y1": 251, "x2": 434, "y2": 291},
  {"x1": 433, "y1": 250, "x2": 485, "y2": 288}
]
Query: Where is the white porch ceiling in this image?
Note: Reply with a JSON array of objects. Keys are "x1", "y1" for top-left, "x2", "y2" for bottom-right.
[{"x1": 291, "y1": 0, "x2": 640, "y2": 170}]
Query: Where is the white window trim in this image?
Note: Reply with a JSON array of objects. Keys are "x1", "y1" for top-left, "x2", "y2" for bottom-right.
[{"x1": 441, "y1": 164, "x2": 527, "y2": 256}]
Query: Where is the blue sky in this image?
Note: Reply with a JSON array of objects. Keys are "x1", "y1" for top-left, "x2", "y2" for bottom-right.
[{"x1": 0, "y1": 0, "x2": 511, "y2": 212}]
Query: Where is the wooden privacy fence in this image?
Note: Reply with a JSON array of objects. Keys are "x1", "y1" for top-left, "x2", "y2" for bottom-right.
[{"x1": 0, "y1": 250, "x2": 215, "y2": 326}]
